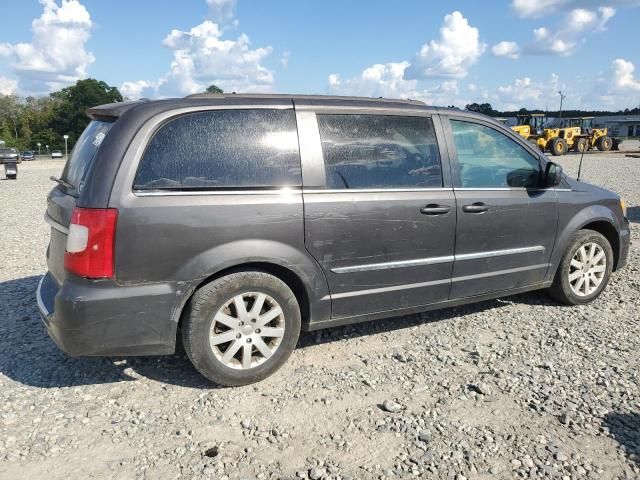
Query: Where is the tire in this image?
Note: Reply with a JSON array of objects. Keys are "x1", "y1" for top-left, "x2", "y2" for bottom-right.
[
  {"x1": 597, "y1": 136, "x2": 613, "y2": 152},
  {"x1": 7, "y1": 174, "x2": 16, "y2": 180},
  {"x1": 549, "y1": 230, "x2": 613, "y2": 305},
  {"x1": 551, "y1": 138, "x2": 567, "y2": 156},
  {"x1": 182, "y1": 271, "x2": 301, "y2": 386},
  {"x1": 574, "y1": 138, "x2": 587, "y2": 153}
]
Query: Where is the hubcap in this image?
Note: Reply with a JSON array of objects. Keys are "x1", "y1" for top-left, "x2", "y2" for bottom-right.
[
  {"x1": 568, "y1": 242, "x2": 606, "y2": 297},
  {"x1": 209, "y1": 292, "x2": 285, "y2": 370}
]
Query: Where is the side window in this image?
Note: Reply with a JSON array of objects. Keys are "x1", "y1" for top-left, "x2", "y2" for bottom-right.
[
  {"x1": 134, "y1": 109, "x2": 301, "y2": 190},
  {"x1": 450, "y1": 119, "x2": 541, "y2": 188},
  {"x1": 316, "y1": 114, "x2": 442, "y2": 189}
]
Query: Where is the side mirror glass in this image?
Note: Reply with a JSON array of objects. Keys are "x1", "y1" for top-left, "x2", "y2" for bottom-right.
[{"x1": 545, "y1": 161, "x2": 563, "y2": 187}]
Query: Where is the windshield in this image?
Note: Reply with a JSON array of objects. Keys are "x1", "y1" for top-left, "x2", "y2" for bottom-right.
[{"x1": 60, "y1": 120, "x2": 113, "y2": 195}]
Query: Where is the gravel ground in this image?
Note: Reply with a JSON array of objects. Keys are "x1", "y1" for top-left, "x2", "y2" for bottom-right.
[{"x1": 0, "y1": 154, "x2": 638, "y2": 480}]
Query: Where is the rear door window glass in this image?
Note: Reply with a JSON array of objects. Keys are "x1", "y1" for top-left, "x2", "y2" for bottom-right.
[
  {"x1": 316, "y1": 114, "x2": 442, "y2": 189},
  {"x1": 60, "y1": 120, "x2": 113, "y2": 195},
  {"x1": 134, "y1": 109, "x2": 301, "y2": 190}
]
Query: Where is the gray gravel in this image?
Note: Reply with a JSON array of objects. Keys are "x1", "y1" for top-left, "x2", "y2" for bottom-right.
[{"x1": 0, "y1": 154, "x2": 639, "y2": 480}]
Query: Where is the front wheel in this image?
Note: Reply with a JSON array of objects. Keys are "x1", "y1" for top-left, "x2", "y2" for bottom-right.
[
  {"x1": 550, "y1": 138, "x2": 567, "y2": 156},
  {"x1": 182, "y1": 271, "x2": 301, "y2": 386},
  {"x1": 597, "y1": 136, "x2": 613, "y2": 152},
  {"x1": 549, "y1": 230, "x2": 613, "y2": 305}
]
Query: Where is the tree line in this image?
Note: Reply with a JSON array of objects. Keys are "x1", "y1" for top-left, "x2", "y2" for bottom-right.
[
  {"x1": 0, "y1": 78, "x2": 123, "y2": 152},
  {"x1": 464, "y1": 102, "x2": 640, "y2": 118}
]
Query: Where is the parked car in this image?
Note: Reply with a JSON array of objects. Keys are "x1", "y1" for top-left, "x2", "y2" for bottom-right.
[
  {"x1": 20, "y1": 150, "x2": 35, "y2": 161},
  {"x1": 38, "y1": 94, "x2": 630, "y2": 386},
  {"x1": 51, "y1": 150, "x2": 63, "y2": 159},
  {"x1": 0, "y1": 147, "x2": 20, "y2": 179}
]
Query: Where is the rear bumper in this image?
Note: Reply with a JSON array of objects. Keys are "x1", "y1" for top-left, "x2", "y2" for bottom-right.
[{"x1": 37, "y1": 272, "x2": 179, "y2": 356}]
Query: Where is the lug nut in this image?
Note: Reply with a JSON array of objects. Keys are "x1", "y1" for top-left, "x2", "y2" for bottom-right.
[{"x1": 246, "y1": 338, "x2": 252, "y2": 343}]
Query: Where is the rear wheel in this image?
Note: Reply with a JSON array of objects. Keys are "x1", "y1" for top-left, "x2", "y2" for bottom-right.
[
  {"x1": 597, "y1": 136, "x2": 613, "y2": 151},
  {"x1": 551, "y1": 138, "x2": 567, "y2": 156},
  {"x1": 549, "y1": 230, "x2": 613, "y2": 305},
  {"x1": 7, "y1": 174, "x2": 16, "y2": 180},
  {"x1": 182, "y1": 271, "x2": 301, "y2": 386},
  {"x1": 574, "y1": 138, "x2": 588, "y2": 153}
]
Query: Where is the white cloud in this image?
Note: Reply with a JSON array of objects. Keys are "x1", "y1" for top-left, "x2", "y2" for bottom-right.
[
  {"x1": 0, "y1": 0, "x2": 94, "y2": 94},
  {"x1": 281, "y1": 51, "x2": 291, "y2": 69},
  {"x1": 327, "y1": 62, "x2": 463, "y2": 106},
  {"x1": 525, "y1": 6, "x2": 616, "y2": 55},
  {"x1": 492, "y1": 41, "x2": 520, "y2": 59},
  {"x1": 512, "y1": 0, "x2": 639, "y2": 18},
  {"x1": 611, "y1": 58, "x2": 640, "y2": 91},
  {"x1": 205, "y1": 0, "x2": 237, "y2": 23},
  {"x1": 328, "y1": 62, "x2": 419, "y2": 99},
  {"x1": 121, "y1": 2, "x2": 275, "y2": 99},
  {"x1": 405, "y1": 11, "x2": 485, "y2": 79},
  {"x1": 495, "y1": 73, "x2": 562, "y2": 110},
  {"x1": 0, "y1": 76, "x2": 18, "y2": 95}
]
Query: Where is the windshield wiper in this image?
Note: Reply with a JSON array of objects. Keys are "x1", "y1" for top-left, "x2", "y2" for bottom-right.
[{"x1": 50, "y1": 176, "x2": 75, "y2": 190}]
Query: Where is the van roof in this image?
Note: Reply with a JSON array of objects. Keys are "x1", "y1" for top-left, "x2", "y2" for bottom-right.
[{"x1": 87, "y1": 93, "x2": 438, "y2": 120}]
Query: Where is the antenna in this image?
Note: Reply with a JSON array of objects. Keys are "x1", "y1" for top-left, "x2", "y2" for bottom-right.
[{"x1": 577, "y1": 146, "x2": 586, "y2": 181}]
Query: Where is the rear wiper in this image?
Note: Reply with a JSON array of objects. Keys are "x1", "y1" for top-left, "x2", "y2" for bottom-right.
[{"x1": 50, "y1": 176, "x2": 75, "y2": 190}]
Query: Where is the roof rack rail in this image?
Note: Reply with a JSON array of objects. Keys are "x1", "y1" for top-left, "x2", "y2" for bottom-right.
[{"x1": 185, "y1": 92, "x2": 427, "y2": 106}]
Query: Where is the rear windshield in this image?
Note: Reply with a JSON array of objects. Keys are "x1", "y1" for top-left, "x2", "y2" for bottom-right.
[{"x1": 60, "y1": 120, "x2": 113, "y2": 195}]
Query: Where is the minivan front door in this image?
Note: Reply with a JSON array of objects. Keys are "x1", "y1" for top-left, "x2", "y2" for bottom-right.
[
  {"x1": 299, "y1": 110, "x2": 456, "y2": 318},
  {"x1": 444, "y1": 117, "x2": 559, "y2": 298}
]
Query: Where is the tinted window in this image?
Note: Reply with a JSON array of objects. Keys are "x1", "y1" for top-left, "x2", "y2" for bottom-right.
[
  {"x1": 61, "y1": 120, "x2": 113, "y2": 195},
  {"x1": 134, "y1": 109, "x2": 301, "y2": 190},
  {"x1": 317, "y1": 114, "x2": 442, "y2": 189},
  {"x1": 450, "y1": 120, "x2": 541, "y2": 188}
]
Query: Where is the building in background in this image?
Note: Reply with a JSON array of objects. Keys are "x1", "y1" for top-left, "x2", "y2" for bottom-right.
[{"x1": 594, "y1": 115, "x2": 640, "y2": 138}]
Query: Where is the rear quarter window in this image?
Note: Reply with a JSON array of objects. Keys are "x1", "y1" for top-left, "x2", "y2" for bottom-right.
[
  {"x1": 61, "y1": 120, "x2": 113, "y2": 194},
  {"x1": 134, "y1": 109, "x2": 301, "y2": 190}
]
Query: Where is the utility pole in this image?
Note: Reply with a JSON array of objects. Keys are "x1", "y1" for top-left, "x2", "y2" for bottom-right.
[{"x1": 558, "y1": 91, "x2": 566, "y2": 119}]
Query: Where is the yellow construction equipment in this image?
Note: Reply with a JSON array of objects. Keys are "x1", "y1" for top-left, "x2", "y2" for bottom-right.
[
  {"x1": 547, "y1": 117, "x2": 612, "y2": 156},
  {"x1": 511, "y1": 115, "x2": 612, "y2": 156}
]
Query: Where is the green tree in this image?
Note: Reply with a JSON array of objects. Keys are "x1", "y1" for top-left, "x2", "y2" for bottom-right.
[
  {"x1": 49, "y1": 78, "x2": 123, "y2": 148},
  {"x1": 205, "y1": 84, "x2": 223, "y2": 94},
  {"x1": 465, "y1": 102, "x2": 497, "y2": 116}
]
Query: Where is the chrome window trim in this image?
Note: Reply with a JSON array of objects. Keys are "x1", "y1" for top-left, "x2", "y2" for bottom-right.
[
  {"x1": 44, "y1": 213, "x2": 69, "y2": 234},
  {"x1": 304, "y1": 187, "x2": 454, "y2": 194},
  {"x1": 133, "y1": 188, "x2": 302, "y2": 197},
  {"x1": 331, "y1": 245, "x2": 545, "y2": 274},
  {"x1": 454, "y1": 187, "x2": 570, "y2": 192}
]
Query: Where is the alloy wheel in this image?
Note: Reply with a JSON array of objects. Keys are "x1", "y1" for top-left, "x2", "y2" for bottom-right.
[
  {"x1": 568, "y1": 242, "x2": 607, "y2": 297},
  {"x1": 209, "y1": 292, "x2": 285, "y2": 369}
]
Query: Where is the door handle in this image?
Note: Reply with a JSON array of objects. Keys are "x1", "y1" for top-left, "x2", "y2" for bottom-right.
[
  {"x1": 420, "y1": 204, "x2": 451, "y2": 215},
  {"x1": 462, "y1": 202, "x2": 489, "y2": 213}
]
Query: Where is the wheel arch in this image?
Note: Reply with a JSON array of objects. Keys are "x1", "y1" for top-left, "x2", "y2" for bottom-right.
[{"x1": 547, "y1": 205, "x2": 624, "y2": 282}]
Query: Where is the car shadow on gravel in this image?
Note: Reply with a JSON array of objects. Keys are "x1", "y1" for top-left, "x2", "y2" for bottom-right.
[
  {"x1": 603, "y1": 412, "x2": 640, "y2": 464},
  {"x1": 0, "y1": 275, "x2": 562, "y2": 389},
  {"x1": 627, "y1": 206, "x2": 640, "y2": 223}
]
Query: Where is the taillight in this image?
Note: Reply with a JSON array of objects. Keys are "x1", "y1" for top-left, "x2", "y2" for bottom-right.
[{"x1": 64, "y1": 208, "x2": 118, "y2": 279}]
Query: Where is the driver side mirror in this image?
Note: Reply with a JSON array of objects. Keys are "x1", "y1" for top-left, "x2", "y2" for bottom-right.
[{"x1": 545, "y1": 161, "x2": 563, "y2": 187}]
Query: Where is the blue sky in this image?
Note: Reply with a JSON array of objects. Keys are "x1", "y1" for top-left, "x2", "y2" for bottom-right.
[{"x1": 0, "y1": 0, "x2": 639, "y2": 110}]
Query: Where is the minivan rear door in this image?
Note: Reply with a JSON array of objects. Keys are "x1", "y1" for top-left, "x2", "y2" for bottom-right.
[
  {"x1": 45, "y1": 120, "x2": 114, "y2": 284},
  {"x1": 297, "y1": 106, "x2": 456, "y2": 319}
]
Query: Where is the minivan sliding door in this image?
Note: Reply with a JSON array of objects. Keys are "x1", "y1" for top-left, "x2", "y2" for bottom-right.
[{"x1": 298, "y1": 109, "x2": 456, "y2": 319}]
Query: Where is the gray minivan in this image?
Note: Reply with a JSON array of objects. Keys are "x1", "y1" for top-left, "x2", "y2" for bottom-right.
[{"x1": 38, "y1": 94, "x2": 630, "y2": 385}]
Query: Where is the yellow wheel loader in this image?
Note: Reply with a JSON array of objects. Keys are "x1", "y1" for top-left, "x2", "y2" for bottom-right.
[{"x1": 547, "y1": 117, "x2": 612, "y2": 156}]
